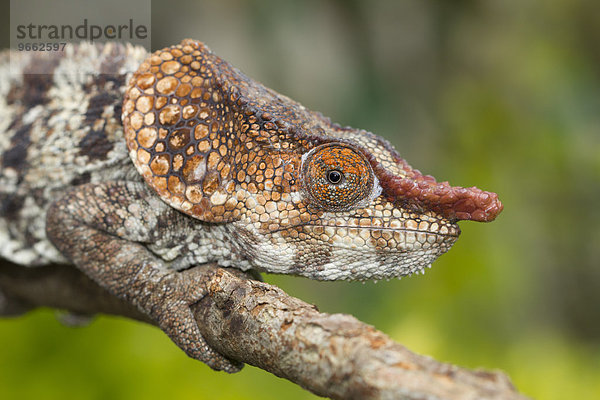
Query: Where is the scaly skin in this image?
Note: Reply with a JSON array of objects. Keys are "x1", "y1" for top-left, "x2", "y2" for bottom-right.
[
  {"x1": 123, "y1": 39, "x2": 502, "y2": 280},
  {"x1": 0, "y1": 39, "x2": 502, "y2": 372}
]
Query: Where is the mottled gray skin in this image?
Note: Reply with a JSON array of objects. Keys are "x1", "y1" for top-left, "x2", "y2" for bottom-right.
[{"x1": 0, "y1": 43, "x2": 242, "y2": 371}]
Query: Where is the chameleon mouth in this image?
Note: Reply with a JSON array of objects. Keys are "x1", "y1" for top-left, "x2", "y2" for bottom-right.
[
  {"x1": 234, "y1": 221, "x2": 460, "y2": 281},
  {"x1": 285, "y1": 224, "x2": 460, "y2": 237},
  {"x1": 269, "y1": 222, "x2": 460, "y2": 253}
]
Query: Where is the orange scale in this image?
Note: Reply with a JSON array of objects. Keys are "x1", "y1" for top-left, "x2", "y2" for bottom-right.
[
  {"x1": 159, "y1": 51, "x2": 174, "y2": 61},
  {"x1": 161, "y1": 60, "x2": 181, "y2": 75},
  {"x1": 159, "y1": 105, "x2": 181, "y2": 125},
  {"x1": 150, "y1": 154, "x2": 171, "y2": 175},
  {"x1": 156, "y1": 76, "x2": 179, "y2": 95},
  {"x1": 177, "y1": 83, "x2": 192, "y2": 97},
  {"x1": 167, "y1": 175, "x2": 185, "y2": 195}
]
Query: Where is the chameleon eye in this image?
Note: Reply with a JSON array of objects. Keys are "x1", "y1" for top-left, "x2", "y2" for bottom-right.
[{"x1": 301, "y1": 143, "x2": 375, "y2": 211}]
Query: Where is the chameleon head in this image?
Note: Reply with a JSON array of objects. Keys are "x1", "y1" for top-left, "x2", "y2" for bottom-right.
[
  {"x1": 122, "y1": 39, "x2": 503, "y2": 281},
  {"x1": 275, "y1": 139, "x2": 503, "y2": 280}
]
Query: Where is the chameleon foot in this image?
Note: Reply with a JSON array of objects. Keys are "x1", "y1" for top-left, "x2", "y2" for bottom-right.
[
  {"x1": 153, "y1": 268, "x2": 243, "y2": 373},
  {"x1": 157, "y1": 300, "x2": 242, "y2": 373}
]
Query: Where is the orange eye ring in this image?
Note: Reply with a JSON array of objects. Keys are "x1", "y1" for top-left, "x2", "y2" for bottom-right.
[{"x1": 301, "y1": 143, "x2": 375, "y2": 211}]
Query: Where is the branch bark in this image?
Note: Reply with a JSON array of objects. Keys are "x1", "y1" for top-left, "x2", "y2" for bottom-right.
[{"x1": 0, "y1": 261, "x2": 528, "y2": 400}]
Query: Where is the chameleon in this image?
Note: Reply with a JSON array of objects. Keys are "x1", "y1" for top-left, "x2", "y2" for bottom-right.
[{"x1": 0, "y1": 39, "x2": 503, "y2": 372}]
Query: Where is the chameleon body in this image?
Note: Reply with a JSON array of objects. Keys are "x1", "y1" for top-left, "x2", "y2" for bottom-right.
[{"x1": 0, "y1": 39, "x2": 502, "y2": 372}]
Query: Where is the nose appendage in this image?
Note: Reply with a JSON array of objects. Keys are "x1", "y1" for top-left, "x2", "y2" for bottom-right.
[{"x1": 374, "y1": 161, "x2": 503, "y2": 223}]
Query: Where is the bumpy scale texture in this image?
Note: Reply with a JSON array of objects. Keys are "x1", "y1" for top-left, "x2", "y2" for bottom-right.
[
  {"x1": 123, "y1": 39, "x2": 502, "y2": 280},
  {"x1": 0, "y1": 39, "x2": 502, "y2": 371},
  {"x1": 0, "y1": 42, "x2": 147, "y2": 265}
]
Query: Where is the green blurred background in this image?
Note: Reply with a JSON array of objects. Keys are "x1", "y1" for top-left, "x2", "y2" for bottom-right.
[{"x1": 1, "y1": 0, "x2": 599, "y2": 399}]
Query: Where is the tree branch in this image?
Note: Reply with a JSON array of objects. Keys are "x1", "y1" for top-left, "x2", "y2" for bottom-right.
[{"x1": 0, "y1": 261, "x2": 528, "y2": 400}]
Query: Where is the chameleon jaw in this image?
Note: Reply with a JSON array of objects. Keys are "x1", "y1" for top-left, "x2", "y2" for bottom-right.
[
  {"x1": 239, "y1": 229, "x2": 458, "y2": 281},
  {"x1": 230, "y1": 209, "x2": 460, "y2": 281}
]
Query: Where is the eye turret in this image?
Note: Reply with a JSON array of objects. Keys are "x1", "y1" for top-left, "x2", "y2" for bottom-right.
[{"x1": 301, "y1": 143, "x2": 376, "y2": 211}]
